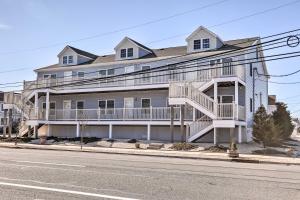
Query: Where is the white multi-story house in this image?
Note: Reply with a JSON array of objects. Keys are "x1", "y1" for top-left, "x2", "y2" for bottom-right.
[{"x1": 3, "y1": 26, "x2": 269, "y2": 143}]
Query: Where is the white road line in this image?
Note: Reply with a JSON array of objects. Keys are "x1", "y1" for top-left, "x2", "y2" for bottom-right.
[
  {"x1": 0, "y1": 181, "x2": 140, "y2": 200},
  {"x1": 10, "y1": 160, "x2": 85, "y2": 168}
]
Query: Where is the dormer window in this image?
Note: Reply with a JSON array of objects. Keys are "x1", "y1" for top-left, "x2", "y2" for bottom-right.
[
  {"x1": 127, "y1": 48, "x2": 133, "y2": 57},
  {"x1": 63, "y1": 56, "x2": 68, "y2": 64},
  {"x1": 121, "y1": 49, "x2": 126, "y2": 58},
  {"x1": 193, "y1": 40, "x2": 201, "y2": 50},
  {"x1": 203, "y1": 38, "x2": 210, "y2": 49},
  {"x1": 68, "y1": 56, "x2": 73, "y2": 64}
]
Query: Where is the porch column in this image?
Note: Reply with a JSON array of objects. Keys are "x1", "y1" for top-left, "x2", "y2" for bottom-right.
[
  {"x1": 45, "y1": 91, "x2": 50, "y2": 121},
  {"x1": 147, "y1": 124, "x2": 151, "y2": 141},
  {"x1": 76, "y1": 122, "x2": 80, "y2": 138},
  {"x1": 35, "y1": 92, "x2": 39, "y2": 117},
  {"x1": 186, "y1": 124, "x2": 190, "y2": 141},
  {"x1": 235, "y1": 80, "x2": 239, "y2": 120},
  {"x1": 229, "y1": 128, "x2": 235, "y2": 144},
  {"x1": 238, "y1": 125, "x2": 242, "y2": 143},
  {"x1": 34, "y1": 125, "x2": 38, "y2": 139},
  {"x1": 8, "y1": 109, "x2": 12, "y2": 138},
  {"x1": 180, "y1": 105, "x2": 185, "y2": 142},
  {"x1": 214, "y1": 82, "x2": 218, "y2": 116},
  {"x1": 170, "y1": 105, "x2": 174, "y2": 143},
  {"x1": 109, "y1": 124, "x2": 113, "y2": 139},
  {"x1": 213, "y1": 128, "x2": 217, "y2": 145},
  {"x1": 192, "y1": 108, "x2": 196, "y2": 121},
  {"x1": 47, "y1": 124, "x2": 51, "y2": 137}
]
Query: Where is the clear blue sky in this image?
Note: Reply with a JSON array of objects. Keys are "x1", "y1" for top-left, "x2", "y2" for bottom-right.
[{"x1": 0, "y1": 0, "x2": 300, "y2": 117}]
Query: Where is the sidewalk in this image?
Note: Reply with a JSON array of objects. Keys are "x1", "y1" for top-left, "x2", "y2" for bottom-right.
[{"x1": 0, "y1": 142, "x2": 299, "y2": 165}]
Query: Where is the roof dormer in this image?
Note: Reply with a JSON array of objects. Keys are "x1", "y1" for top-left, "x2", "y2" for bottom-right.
[
  {"x1": 186, "y1": 26, "x2": 224, "y2": 53},
  {"x1": 57, "y1": 45, "x2": 97, "y2": 66},
  {"x1": 114, "y1": 37, "x2": 153, "y2": 60}
]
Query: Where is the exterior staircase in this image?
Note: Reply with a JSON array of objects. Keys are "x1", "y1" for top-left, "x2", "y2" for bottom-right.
[{"x1": 188, "y1": 116, "x2": 213, "y2": 142}]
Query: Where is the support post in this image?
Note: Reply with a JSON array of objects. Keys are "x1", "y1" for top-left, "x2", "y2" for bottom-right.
[
  {"x1": 3, "y1": 109, "x2": 7, "y2": 138},
  {"x1": 186, "y1": 124, "x2": 190, "y2": 141},
  {"x1": 213, "y1": 128, "x2": 217, "y2": 145},
  {"x1": 35, "y1": 92, "x2": 39, "y2": 116},
  {"x1": 180, "y1": 105, "x2": 185, "y2": 142},
  {"x1": 170, "y1": 105, "x2": 174, "y2": 143},
  {"x1": 235, "y1": 80, "x2": 239, "y2": 120},
  {"x1": 45, "y1": 91, "x2": 50, "y2": 121},
  {"x1": 76, "y1": 122, "x2": 80, "y2": 138},
  {"x1": 47, "y1": 124, "x2": 51, "y2": 137},
  {"x1": 238, "y1": 125, "x2": 242, "y2": 144},
  {"x1": 192, "y1": 108, "x2": 196, "y2": 122},
  {"x1": 109, "y1": 124, "x2": 112, "y2": 139},
  {"x1": 8, "y1": 109, "x2": 12, "y2": 138},
  {"x1": 34, "y1": 125, "x2": 38, "y2": 139},
  {"x1": 230, "y1": 128, "x2": 235, "y2": 144},
  {"x1": 147, "y1": 124, "x2": 151, "y2": 141}
]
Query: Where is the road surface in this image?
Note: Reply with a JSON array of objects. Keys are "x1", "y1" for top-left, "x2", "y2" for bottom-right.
[{"x1": 0, "y1": 147, "x2": 299, "y2": 200}]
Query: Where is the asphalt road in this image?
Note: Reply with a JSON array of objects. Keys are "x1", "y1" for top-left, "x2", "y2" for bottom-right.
[{"x1": 0, "y1": 148, "x2": 299, "y2": 200}]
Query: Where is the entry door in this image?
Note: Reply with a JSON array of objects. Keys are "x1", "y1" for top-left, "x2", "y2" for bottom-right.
[
  {"x1": 64, "y1": 71, "x2": 73, "y2": 86},
  {"x1": 124, "y1": 97, "x2": 134, "y2": 119},
  {"x1": 63, "y1": 100, "x2": 72, "y2": 119},
  {"x1": 125, "y1": 66, "x2": 135, "y2": 86}
]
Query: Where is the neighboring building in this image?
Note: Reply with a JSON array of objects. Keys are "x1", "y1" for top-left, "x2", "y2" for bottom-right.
[
  {"x1": 267, "y1": 95, "x2": 277, "y2": 114},
  {"x1": 0, "y1": 92, "x2": 4, "y2": 128},
  {"x1": 3, "y1": 26, "x2": 269, "y2": 143}
]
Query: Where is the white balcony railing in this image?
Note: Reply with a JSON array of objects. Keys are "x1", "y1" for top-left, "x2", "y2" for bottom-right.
[
  {"x1": 24, "y1": 64, "x2": 245, "y2": 91},
  {"x1": 38, "y1": 107, "x2": 193, "y2": 121}
]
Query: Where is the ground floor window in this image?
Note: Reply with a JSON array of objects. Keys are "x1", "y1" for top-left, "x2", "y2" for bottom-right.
[{"x1": 76, "y1": 101, "x2": 84, "y2": 109}]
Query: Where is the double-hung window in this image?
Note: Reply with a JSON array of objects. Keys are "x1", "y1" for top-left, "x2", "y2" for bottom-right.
[
  {"x1": 127, "y1": 48, "x2": 133, "y2": 57},
  {"x1": 193, "y1": 40, "x2": 201, "y2": 50},
  {"x1": 98, "y1": 100, "x2": 115, "y2": 115},
  {"x1": 63, "y1": 56, "x2": 68, "y2": 64},
  {"x1": 203, "y1": 38, "x2": 210, "y2": 49},
  {"x1": 68, "y1": 56, "x2": 73, "y2": 64},
  {"x1": 121, "y1": 49, "x2": 127, "y2": 58}
]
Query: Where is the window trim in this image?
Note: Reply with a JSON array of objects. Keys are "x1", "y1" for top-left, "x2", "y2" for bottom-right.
[{"x1": 42, "y1": 101, "x2": 56, "y2": 110}]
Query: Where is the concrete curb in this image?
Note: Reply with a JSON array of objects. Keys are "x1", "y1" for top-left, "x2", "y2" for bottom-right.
[{"x1": 0, "y1": 143, "x2": 299, "y2": 165}]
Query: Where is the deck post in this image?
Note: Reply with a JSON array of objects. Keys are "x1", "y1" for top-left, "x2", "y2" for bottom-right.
[
  {"x1": 213, "y1": 128, "x2": 217, "y2": 145},
  {"x1": 238, "y1": 125, "x2": 242, "y2": 143},
  {"x1": 235, "y1": 80, "x2": 239, "y2": 120},
  {"x1": 170, "y1": 105, "x2": 174, "y2": 143},
  {"x1": 76, "y1": 122, "x2": 80, "y2": 138},
  {"x1": 47, "y1": 124, "x2": 51, "y2": 137},
  {"x1": 109, "y1": 124, "x2": 113, "y2": 139},
  {"x1": 147, "y1": 123, "x2": 151, "y2": 141},
  {"x1": 214, "y1": 81, "x2": 218, "y2": 116},
  {"x1": 3, "y1": 109, "x2": 7, "y2": 138},
  {"x1": 180, "y1": 105, "x2": 185, "y2": 142},
  {"x1": 8, "y1": 109, "x2": 12, "y2": 138},
  {"x1": 192, "y1": 108, "x2": 196, "y2": 121},
  {"x1": 45, "y1": 91, "x2": 50, "y2": 121},
  {"x1": 35, "y1": 92, "x2": 39, "y2": 117}
]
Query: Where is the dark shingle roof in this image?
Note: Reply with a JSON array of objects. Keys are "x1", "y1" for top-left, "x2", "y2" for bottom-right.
[
  {"x1": 36, "y1": 37, "x2": 258, "y2": 71},
  {"x1": 127, "y1": 38, "x2": 154, "y2": 53},
  {"x1": 68, "y1": 45, "x2": 98, "y2": 59}
]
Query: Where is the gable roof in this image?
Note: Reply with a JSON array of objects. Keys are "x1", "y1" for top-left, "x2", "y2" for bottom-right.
[
  {"x1": 114, "y1": 37, "x2": 153, "y2": 53},
  {"x1": 58, "y1": 45, "x2": 98, "y2": 60},
  {"x1": 186, "y1": 26, "x2": 224, "y2": 43},
  {"x1": 35, "y1": 37, "x2": 259, "y2": 72}
]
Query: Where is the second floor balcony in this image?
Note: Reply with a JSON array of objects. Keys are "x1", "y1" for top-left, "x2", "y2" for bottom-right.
[{"x1": 24, "y1": 63, "x2": 246, "y2": 93}]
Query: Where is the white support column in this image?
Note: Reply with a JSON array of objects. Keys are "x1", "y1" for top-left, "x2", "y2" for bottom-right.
[
  {"x1": 45, "y1": 91, "x2": 50, "y2": 121},
  {"x1": 147, "y1": 124, "x2": 151, "y2": 141},
  {"x1": 214, "y1": 82, "x2": 218, "y2": 116},
  {"x1": 235, "y1": 80, "x2": 239, "y2": 120},
  {"x1": 35, "y1": 92, "x2": 39, "y2": 116},
  {"x1": 238, "y1": 125, "x2": 242, "y2": 144},
  {"x1": 47, "y1": 124, "x2": 51, "y2": 137},
  {"x1": 76, "y1": 122, "x2": 80, "y2": 138},
  {"x1": 192, "y1": 108, "x2": 196, "y2": 121},
  {"x1": 213, "y1": 128, "x2": 217, "y2": 145},
  {"x1": 109, "y1": 124, "x2": 113, "y2": 139}
]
